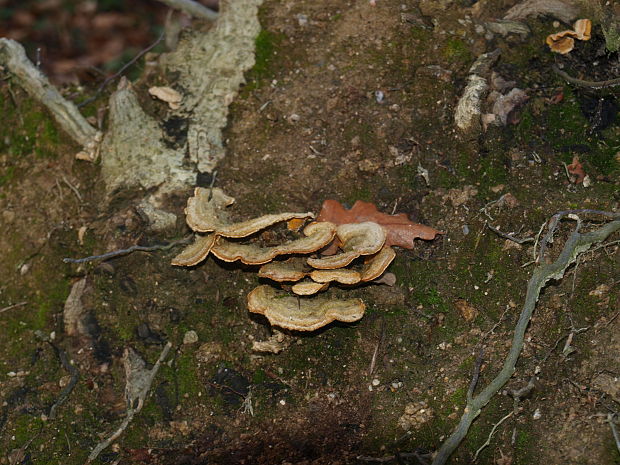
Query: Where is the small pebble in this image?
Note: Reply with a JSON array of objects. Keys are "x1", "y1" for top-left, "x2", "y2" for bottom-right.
[
  {"x1": 296, "y1": 14, "x2": 308, "y2": 26},
  {"x1": 183, "y1": 330, "x2": 199, "y2": 345}
]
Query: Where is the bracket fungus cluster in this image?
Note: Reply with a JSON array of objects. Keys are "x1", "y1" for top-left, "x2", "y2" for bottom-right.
[
  {"x1": 546, "y1": 19, "x2": 592, "y2": 54},
  {"x1": 173, "y1": 188, "x2": 440, "y2": 331}
]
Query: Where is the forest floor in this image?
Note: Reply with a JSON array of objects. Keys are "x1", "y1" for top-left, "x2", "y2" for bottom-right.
[{"x1": 0, "y1": 0, "x2": 619, "y2": 464}]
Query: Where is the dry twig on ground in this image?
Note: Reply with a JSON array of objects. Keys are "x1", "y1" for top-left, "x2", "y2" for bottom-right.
[
  {"x1": 86, "y1": 342, "x2": 172, "y2": 463},
  {"x1": 63, "y1": 236, "x2": 192, "y2": 264}
]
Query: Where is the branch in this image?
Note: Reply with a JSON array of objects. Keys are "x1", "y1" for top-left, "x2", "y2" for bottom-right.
[
  {"x1": 155, "y1": 0, "x2": 218, "y2": 20},
  {"x1": 63, "y1": 236, "x2": 192, "y2": 264},
  {"x1": 552, "y1": 65, "x2": 620, "y2": 89},
  {"x1": 86, "y1": 342, "x2": 172, "y2": 463},
  {"x1": 0, "y1": 39, "x2": 101, "y2": 154},
  {"x1": 77, "y1": 31, "x2": 165, "y2": 109},
  {"x1": 432, "y1": 217, "x2": 620, "y2": 465}
]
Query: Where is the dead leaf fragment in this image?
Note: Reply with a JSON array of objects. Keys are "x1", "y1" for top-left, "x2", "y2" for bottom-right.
[
  {"x1": 316, "y1": 200, "x2": 441, "y2": 249},
  {"x1": 148, "y1": 86, "x2": 182, "y2": 110},
  {"x1": 252, "y1": 330, "x2": 292, "y2": 354},
  {"x1": 454, "y1": 298, "x2": 478, "y2": 322},
  {"x1": 567, "y1": 156, "x2": 586, "y2": 183},
  {"x1": 589, "y1": 284, "x2": 610, "y2": 298},
  {"x1": 78, "y1": 226, "x2": 88, "y2": 245}
]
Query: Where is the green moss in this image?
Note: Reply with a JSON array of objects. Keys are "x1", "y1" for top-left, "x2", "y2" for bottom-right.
[
  {"x1": 0, "y1": 165, "x2": 15, "y2": 187},
  {"x1": 174, "y1": 351, "x2": 202, "y2": 398},
  {"x1": 513, "y1": 87, "x2": 618, "y2": 175},
  {"x1": 245, "y1": 29, "x2": 283, "y2": 89},
  {"x1": 514, "y1": 428, "x2": 535, "y2": 464},
  {"x1": 343, "y1": 186, "x2": 373, "y2": 205},
  {"x1": 442, "y1": 38, "x2": 472, "y2": 65}
]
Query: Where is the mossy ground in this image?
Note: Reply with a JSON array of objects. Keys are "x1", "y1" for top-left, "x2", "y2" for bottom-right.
[{"x1": 1, "y1": 0, "x2": 619, "y2": 464}]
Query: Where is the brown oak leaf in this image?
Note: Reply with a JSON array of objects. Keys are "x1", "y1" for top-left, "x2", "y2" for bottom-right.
[{"x1": 316, "y1": 199, "x2": 441, "y2": 250}]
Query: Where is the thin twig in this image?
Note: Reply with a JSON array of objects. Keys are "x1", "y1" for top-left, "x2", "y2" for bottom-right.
[
  {"x1": 34, "y1": 330, "x2": 80, "y2": 419},
  {"x1": 473, "y1": 411, "x2": 513, "y2": 462},
  {"x1": 86, "y1": 342, "x2": 172, "y2": 463},
  {"x1": 467, "y1": 347, "x2": 484, "y2": 402},
  {"x1": 0, "y1": 301, "x2": 27, "y2": 313},
  {"x1": 77, "y1": 31, "x2": 165, "y2": 109},
  {"x1": 369, "y1": 318, "x2": 386, "y2": 377},
  {"x1": 49, "y1": 345, "x2": 80, "y2": 419},
  {"x1": 509, "y1": 376, "x2": 538, "y2": 400},
  {"x1": 487, "y1": 223, "x2": 534, "y2": 244},
  {"x1": 432, "y1": 216, "x2": 620, "y2": 465},
  {"x1": 63, "y1": 236, "x2": 192, "y2": 264},
  {"x1": 552, "y1": 65, "x2": 620, "y2": 89},
  {"x1": 61, "y1": 175, "x2": 83, "y2": 203}
]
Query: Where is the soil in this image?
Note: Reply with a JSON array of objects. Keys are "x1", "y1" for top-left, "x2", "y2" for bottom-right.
[{"x1": 1, "y1": 1, "x2": 619, "y2": 465}]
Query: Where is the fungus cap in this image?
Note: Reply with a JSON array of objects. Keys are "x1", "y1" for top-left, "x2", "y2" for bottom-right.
[
  {"x1": 291, "y1": 280, "x2": 329, "y2": 295},
  {"x1": 185, "y1": 187, "x2": 313, "y2": 237},
  {"x1": 573, "y1": 19, "x2": 591, "y2": 41},
  {"x1": 258, "y1": 257, "x2": 307, "y2": 282},
  {"x1": 360, "y1": 246, "x2": 396, "y2": 281},
  {"x1": 546, "y1": 32, "x2": 576, "y2": 54},
  {"x1": 307, "y1": 222, "x2": 386, "y2": 269},
  {"x1": 171, "y1": 233, "x2": 217, "y2": 266},
  {"x1": 211, "y1": 221, "x2": 337, "y2": 265},
  {"x1": 309, "y1": 269, "x2": 362, "y2": 285},
  {"x1": 247, "y1": 285, "x2": 365, "y2": 331}
]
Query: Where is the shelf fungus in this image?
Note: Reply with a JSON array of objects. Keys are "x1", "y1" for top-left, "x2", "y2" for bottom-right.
[
  {"x1": 185, "y1": 187, "x2": 314, "y2": 237},
  {"x1": 546, "y1": 19, "x2": 592, "y2": 54},
  {"x1": 258, "y1": 257, "x2": 308, "y2": 282},
  {"x1": 171, "y1": 233, "x2": 217, "y2": 266},
  {"x1": 248, "y1": 285, "x2": 365, "y2": 331},
  {"x1": 210, "y1": 221, "x2": 336, "y2": 265},
  {"x1": 291, "y1": 280, "x2": 329, "y2": 296},
  {"x1": 173, "y1": 189, "x2": 440, "y2": 333},
  {"x1": 307, "y1": 222, "x2": 386, "y2": 269}
]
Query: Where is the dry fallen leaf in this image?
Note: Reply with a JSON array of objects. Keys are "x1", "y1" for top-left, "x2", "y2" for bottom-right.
[
  {"x1": 567, "y1": 156, "x2": 586, "y2": 183},
  {"x1": 316, "y1": 199, "x2": 441, "y2": 249},
  {"x1": 454, "y1": 298, "x2": 478, "y2": 322}
]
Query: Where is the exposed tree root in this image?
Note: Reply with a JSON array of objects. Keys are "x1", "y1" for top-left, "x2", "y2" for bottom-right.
[{"x1": 432, "y1": 215, "x2": 620, "y2": 465}]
